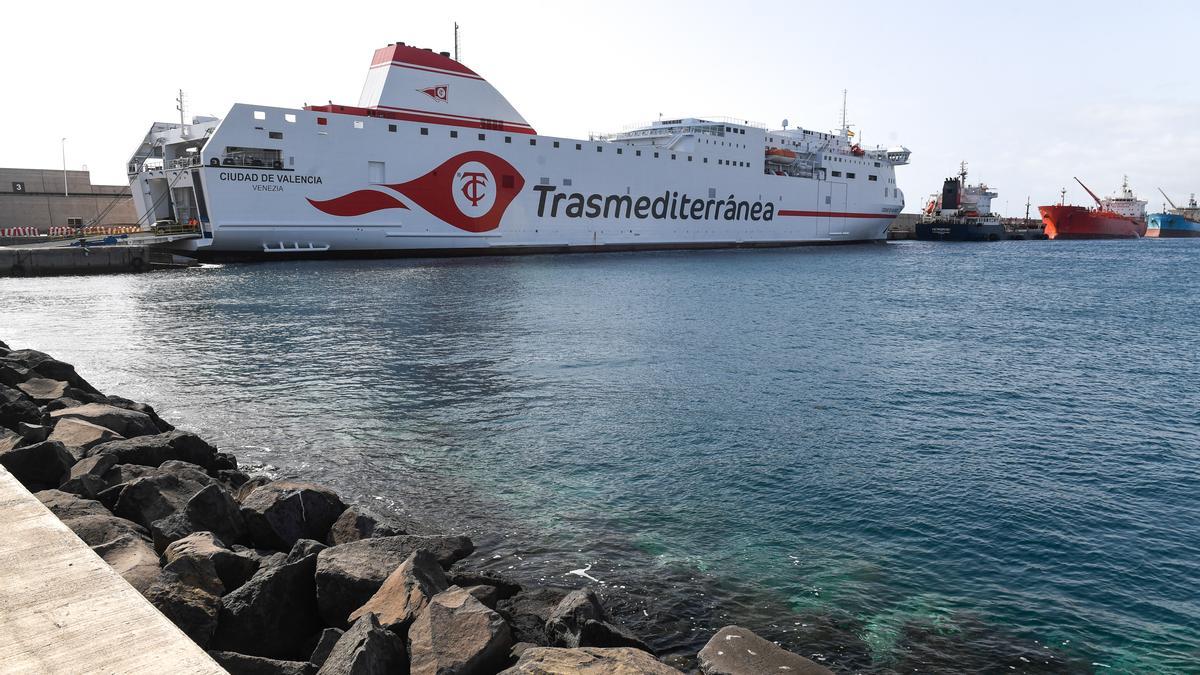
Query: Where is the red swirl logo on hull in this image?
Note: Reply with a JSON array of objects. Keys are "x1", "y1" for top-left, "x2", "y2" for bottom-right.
[{"x1": 307, "y1": 151, "x2": 523, "y2": 233}]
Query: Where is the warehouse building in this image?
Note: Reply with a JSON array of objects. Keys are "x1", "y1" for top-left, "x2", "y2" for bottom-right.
[{"x1": 0, "y1": 168, "x2": 136, "y2": 232}]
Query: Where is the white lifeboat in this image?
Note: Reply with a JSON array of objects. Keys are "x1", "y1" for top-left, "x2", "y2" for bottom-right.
[{"x1": 765, "y1": 147, "x2": 798, "y2": 165}]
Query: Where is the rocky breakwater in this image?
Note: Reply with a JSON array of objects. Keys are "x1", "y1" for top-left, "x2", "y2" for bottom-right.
[{"x1": 0, "y1": 338, "x2": 835, "y2": 675}]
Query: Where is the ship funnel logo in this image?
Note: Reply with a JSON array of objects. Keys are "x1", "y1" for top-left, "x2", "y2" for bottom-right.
[
  {"x1": 307, "y1": 151, "x2": 523, "y2": 234},
  {"x1": 418, "y1": 85, "x2": 449, "y2": 102}
]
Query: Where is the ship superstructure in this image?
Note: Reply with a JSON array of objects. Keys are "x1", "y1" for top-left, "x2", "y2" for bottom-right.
[
  {"x1": 126, "y1": 43, "x2": 909, "y2": 259},
  {"x1": 916, "y1": 162, "x2": 1004, "y2": 241}
]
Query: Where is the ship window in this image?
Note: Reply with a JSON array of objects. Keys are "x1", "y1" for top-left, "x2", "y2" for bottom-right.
[
  {"x1": 826, "y1": 196, "x2": 831, "y2": 204},
  {"x1": 847, "y1": 172, "x2": 855, "y2": 179},
  {"x1": 654, "y1": 152, "x2": 659, "y2": 158},
  {"x1": 529, "y1": 139, "x2": 537, "y2": 146},
  {"x1": 671, "y1": 154, "x2": 676, "y2": 160},
  {"x1": 553, "y1": 141, "x2": 560, "y2": 148},
  {"x1": 832, "y1": 171, "x2": 842, "y2": 177},
  {"x1": 709, "y1": 188, "x2": 717, "y2": 198},
  {"x1": 67, "y1": 217, "x2": 84, "y2": 226},
  {"x1": 388, "y1": 124, "x2": 397, "y2": 132},
  {"x1": 353, "y1": 121, "x2": 364, "y2": 129},
  {"x1": 874, "y1": 162, "x2": 880, "y2": 167},
  {"x1": 502, "y1": 175, "x2": 515, "y2": 188},
  {"x1": 450, "y1": 130, "x2": 458, "y2": 138},
  {"x1": 575, "y1": 143, "x2": 582, "y2": 150},
  {"x1": 317, "y1": 117, "x2": 328, "y2": 126},
  {"x1": 596, "y1": 146, "x2": 602, "y2": 152},
  {"x1": 505, "y1": 136, "x2": 512, "y2": 143},
  {"x1": 564, "y1": 178, "x2": 573, "y2": 186},
  {"x1": 254, "y1": 110, "x2": 266, "y2": 120},
  {"x1": 540, "y1": 177, "x2": 550, "y2": 185},
  {"x1": 420, "y1": 128, "x2": 428, "y2": 135},
  {"x1": 478, "y1": 133, "x2": 486, "y2": 140},
  {"x1": 869, "y1": 175, "x2": 877, "y2": 181},
  {"x1": 688, "y1": 156, "x2": 693, "y2": 162},
  {"x1": 616, "y1": 148, "x2": 622, "y2": 154},
  {"x1": 269, "y1": 131, "x2": 283, "y2": 140},
  {"x1": 636, "y1": 150, "x2": 641, "y2": 156},
  {"x1": 284, "y1": 114, "x2": 296, "y2": 123},
  {"x1": 703, "y1": 157, "x2": 708, "y2": 163}
]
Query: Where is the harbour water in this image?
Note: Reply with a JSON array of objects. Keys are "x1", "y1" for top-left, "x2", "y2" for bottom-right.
[{"x1": 3, "y1": 239, "x2": 1197, "y2": 672}]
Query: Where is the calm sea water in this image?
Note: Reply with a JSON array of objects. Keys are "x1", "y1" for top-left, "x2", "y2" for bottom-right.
[{"x1": 3, "y1": 239, "x2": 1198, "y2": 672}]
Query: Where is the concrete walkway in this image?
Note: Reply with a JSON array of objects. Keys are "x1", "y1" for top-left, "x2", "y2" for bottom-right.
[{"x1": 0, "y1": 466, "x2": 225, "y2": 674}]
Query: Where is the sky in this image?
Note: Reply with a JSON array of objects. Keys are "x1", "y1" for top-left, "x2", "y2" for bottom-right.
[{"x1": 3, "y1": 0, "x2": 1197, "y2": 214}]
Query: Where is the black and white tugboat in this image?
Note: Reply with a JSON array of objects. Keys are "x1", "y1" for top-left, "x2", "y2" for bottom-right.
[{"x1": 916, "y1": 163, "x2": 1005, "y2": 241}]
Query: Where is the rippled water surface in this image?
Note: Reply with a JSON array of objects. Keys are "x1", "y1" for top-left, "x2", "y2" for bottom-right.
[{"x1": 3, "y1": 239, "x2": 1198, "y2": 672}]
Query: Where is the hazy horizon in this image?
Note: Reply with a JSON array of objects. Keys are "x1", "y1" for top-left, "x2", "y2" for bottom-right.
[{"x1": 3, "y1": 0, "x2": 1197, "y2": 214}]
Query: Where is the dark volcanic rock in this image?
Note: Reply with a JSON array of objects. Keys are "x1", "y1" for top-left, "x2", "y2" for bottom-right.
[
  {"x1": 105, "y1": 395, "x2": 175, "y2": 433},
  {"x1": 62, "y1": 514, "x2": 149, "y2": 547},
  {"x1": 17, "y1": 377, "x2": 67, "y2": 402},
  {"x1": 240, "y1": 480, "x2": 347, "y2": 550},
  {"x1": 213, "y1": 549, "x2": 322, "y2": 660},
  {"x1": 448, "y1": 570, "x2": 522, "y2": 602},
  {"x1": 46, "y1": 418, "x2": 124, "y2": 456},
  {"x1": 92, "y1": 533, "x2": 161, "y2": 594},
  {"x1": 495, "y1": 586, "x2": 571, "y2": 647},
  {"x1": 144, "y1": 572, "x2": 221, "y2": 648},
  {"x1": 18, "y1": 422, "x2": 49, "y2": 444},
  {"x1": 0, "y1": 360, "x2": 30, "y2": 387},
  {"x1": 327, "y1": 504, "x2": 410, "y2": 545},
  {"x1": 309, "y1": 628, "x2": 344, "y2": 670},
  {"x1": 234, "y1": 476, "x2": 272, "y2": 502},
  {"x1": 49, "y1": 403, "x2": 160, "y2": 438},
  {"x1": 208, "y1": 651, "x2": 311, "y2": 675},
  {"x1": 348, "y1": 549, "x2": 449, "y2": 632},
  {"x1": 407, "y1": 585, "x2": 512, "y2": 675},
  {"x1": 87, "y1": 430, "x2": 221, "y2": 469},
  {"x1": 150, "y1": 482, "x2": 246, "y2": 553},
  {"x1": 464, "y1": 584, "x2": 501, "y2": 610},
  {"x1": 285, "y1": 538, "x2": 327, "y2": 563},
  {"x1": 501, "y1": 647, "x2": 681, "y2": 674},
  {"x1": 1, "y1": 440, "x2": 74, "y2": 491},
  {"x1": 3, "y1": 349, "x2": 101, "y2": 395},
  {"x1": 0, "y1": 383, "x2": 43, "y2": 431},
  {"x1": 35, "y1": 489, "x2": 110, "y2": 520},
  {"x1": 545, "y1": 588, "x2": 652, "y2": 653},
  {"x1": 697, "y1": 625, "x2": 833, "y2": 675},
  {"x1": 165, "y1": 532, "x2": 261, "y2": 595},
  {"x1": 58, "y1": 454, "x2": 119, "y2": 498},
  {"x1": 315, "y1": 534, "x2": 474, "y2": 627},
  {"x1": 316, "y1": 613, "x2": 407, "y2": 675},
  {"x1": 111, "y1": 466, "x2": 212, "y2": 529}
]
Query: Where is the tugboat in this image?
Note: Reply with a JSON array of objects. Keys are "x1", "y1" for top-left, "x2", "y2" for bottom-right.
[
  {"x1": 1038, "y1": 177, "x2": 1147, "y2": 239},
  {"x1": 1147, "y1": 190, "x2": 1200, "y2": 237},
  {"x1": 915, "y1": 162, "x2": 1005, "y2": 241}
]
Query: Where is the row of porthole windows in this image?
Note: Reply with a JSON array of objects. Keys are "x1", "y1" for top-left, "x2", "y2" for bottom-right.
[
  {"x1": 829, "y1": 171, "x2": 881, "y2": 182},
  {"x1": 411, "y1": 126, "x2": 751, "y2": 167}
]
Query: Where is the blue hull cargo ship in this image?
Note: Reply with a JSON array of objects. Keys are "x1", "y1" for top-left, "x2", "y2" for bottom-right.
[{"x1": 1148, "y1": 191, "x2": 1200, "y2": 238}]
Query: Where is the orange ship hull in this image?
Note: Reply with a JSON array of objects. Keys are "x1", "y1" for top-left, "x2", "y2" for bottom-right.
[{"x1": 1038, "y1": 205, "x2": 1146, "y2": 239}]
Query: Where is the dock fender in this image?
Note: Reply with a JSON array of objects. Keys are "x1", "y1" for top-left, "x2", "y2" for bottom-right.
[{"x1": 130, "y1": 256, "x2": 145, "y2": 272}]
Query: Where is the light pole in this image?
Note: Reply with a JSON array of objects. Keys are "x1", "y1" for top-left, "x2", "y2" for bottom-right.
[{"x1": 61, "y1": 138, "x2": 68, "y2": 197}]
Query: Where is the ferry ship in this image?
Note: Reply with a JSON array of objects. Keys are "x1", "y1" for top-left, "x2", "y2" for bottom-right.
[
  {"x1": 126, "y1": 43, "x2": 910, "y2": 259},
  {"x1": 916, "y1": 162, "x2": 1005, "y2": 241},
  {"x1": 1038, "y1": 177, "x2": 1147, "y2": 240},
  {"x1": 1147, "y1": 190, "x2": 1200, "y2": 237}
]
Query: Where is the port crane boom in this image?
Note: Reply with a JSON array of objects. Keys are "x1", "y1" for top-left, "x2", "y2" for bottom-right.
[
  {"x1": 1157, "y1": 188, "x2": 1179, "y2": 211},
  {"x1": 1074, "y1": 177, "x2": 1103, "y2": 208}
]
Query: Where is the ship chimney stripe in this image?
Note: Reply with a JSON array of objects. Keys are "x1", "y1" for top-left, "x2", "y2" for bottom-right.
[
  {"x1": 375, "y1": 105, "x2": 533, "y2": 129},
  {"x1": 369, "y1": 44, "x2": 480, "y2": 77},
  {"x1": 369, "y1": 61, "x2": 485, "y2": 81}
]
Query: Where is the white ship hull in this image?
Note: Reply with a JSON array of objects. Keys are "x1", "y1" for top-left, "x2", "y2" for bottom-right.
[{"x1": 128, "y1": 44, "x2": 908, "y2": 259}]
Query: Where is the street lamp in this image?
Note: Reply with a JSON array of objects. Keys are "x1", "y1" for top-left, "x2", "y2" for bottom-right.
[{"x1": 61, "y1": 138, "x2": 68, "y2": 197}]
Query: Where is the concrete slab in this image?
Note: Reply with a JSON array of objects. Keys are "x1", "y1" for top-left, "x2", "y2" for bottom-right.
[{"x1": 0, "y1": 466, "x2": 225, "y2": 674}]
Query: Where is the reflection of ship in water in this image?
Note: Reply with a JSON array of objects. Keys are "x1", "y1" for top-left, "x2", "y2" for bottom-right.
[
  {"x1": 1148, "y1": 189, "x2": 1200, "y2": 238},
  {"x1": 916, "y1": 163, "x2": 1006, "y2": 241}
]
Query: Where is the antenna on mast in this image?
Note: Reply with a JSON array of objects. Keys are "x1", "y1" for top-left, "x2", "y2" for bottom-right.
[
  {"x1": 454, "y1": 22, "x2": 460, "y2": 61},
  {"x1": 1025, "y1": 196, "x2": 1031, "y2": 222},
  {"x1": 840, "y1": 89, "x2": 847, "y2": 134},
  {"x1": 175, "y1": 89, "x2": 187, "y2": 126},
  {"x1": 1060, "y1": 187, "x2": 1067, "y2": 206},
  {"x1": 959, "y1": 161, "x2": 968, "y2": 183}
]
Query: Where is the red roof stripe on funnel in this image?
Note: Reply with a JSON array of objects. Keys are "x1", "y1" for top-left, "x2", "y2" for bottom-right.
[
  {"x1": 370, "y1": 44, "x2": 479, "y2": 77},
  {"x1": 368, "y1": 61, "x2": 484, "y2": 81}
]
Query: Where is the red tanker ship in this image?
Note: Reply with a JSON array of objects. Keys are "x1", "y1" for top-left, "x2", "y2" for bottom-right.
[{"x1": 1039, "y1": 177, "x2": 1147, "y2": 239}]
